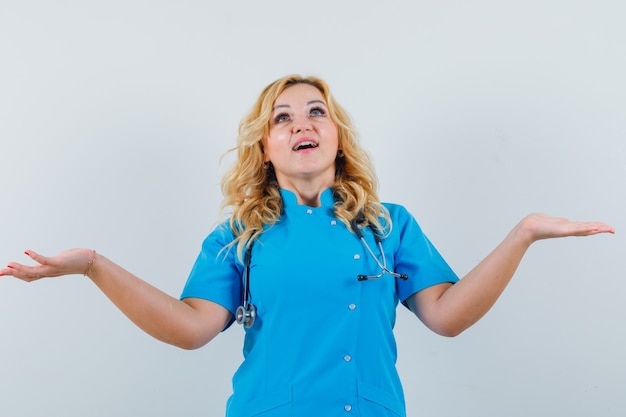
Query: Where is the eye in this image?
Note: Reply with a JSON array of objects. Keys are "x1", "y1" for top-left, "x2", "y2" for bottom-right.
[
  {"x1": 273, "y1": 112, "x2": 291, "y2": 124},
  {"x1": 309, "y1": 106, "x2": 327, "y2": 117}
]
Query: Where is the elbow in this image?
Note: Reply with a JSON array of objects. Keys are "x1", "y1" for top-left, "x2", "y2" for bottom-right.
[
  {"x1": 430, "y1": 325, "x2": 467, "y2": 337},
  {"x1": 156, "y1": 328, "x2": 216, "y2": 351},
  {"x1": 434, "y1": 325, "x2": 465, "y2": 338},
  {"x1": 152, "y1": 335, "x2": 198, "y2": 350},
  {"x1": 426, "y1": 317, "x2": 473, "y2": 338},
  {"x1": 178, "y1": 341, "x2": 205, "y2": 351},
  {"x1": 173, "y1": 332, "x2": 217, "y2": 350},
  {"x1": 424, "y1": 307, "x2": 482, "y2": 338},
  {"x1": 165, "y1": 313, "x2": 226, "y2": 350},
  {"x1": 170, "y1": 336, "x2": 211, "y2": 351}
]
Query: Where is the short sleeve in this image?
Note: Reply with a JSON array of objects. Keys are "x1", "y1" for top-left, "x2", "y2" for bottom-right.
[
  {"x1": 387, "y1": 204, "x2": 459, "y2": 303},
  {"x1": 180, "y1": 222, "x2": 243, "y2": 329}
]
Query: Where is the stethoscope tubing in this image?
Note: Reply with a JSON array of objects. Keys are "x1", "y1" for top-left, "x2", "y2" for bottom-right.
[
  {"x1": 356, "y1": 237, "x2": 408, "y2": 281},
  {"x1": 351, "y1": 216, "x2": 408, "y2": 281}
]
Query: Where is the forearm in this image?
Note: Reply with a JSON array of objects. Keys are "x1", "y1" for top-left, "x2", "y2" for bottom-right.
[
  {"x1": 87, "y1": 252, "x2": 223, "y2": 349},
  {"x1": 436, "y1": 223, "x2": 532, "y2": 335}
]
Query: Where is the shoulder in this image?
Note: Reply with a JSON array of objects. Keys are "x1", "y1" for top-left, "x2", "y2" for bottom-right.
[
  {"x1": 381, "y1": 202, "x2": 418, "y2": 226},
  {"x1": 380, "y1": 202, "x2": 429, "y2": 243},
  {"x1": 204, "y1": 219, "x2": 235, "y2": 240},
  {"x1": 199, "y1": 220, "x2": 238, "y2": 253},
  {"x1": 381, "y1": 201, "x2": 410, "y2": 216}
]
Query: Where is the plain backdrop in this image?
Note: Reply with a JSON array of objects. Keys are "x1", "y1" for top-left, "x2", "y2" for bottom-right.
[{"x1": 1, "y1": 1, "x2": 624, "y2": 416}]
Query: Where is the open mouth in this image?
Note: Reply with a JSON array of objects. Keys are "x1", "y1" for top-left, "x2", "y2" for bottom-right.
[{"x1": 292, "y1": 141, "x2": 318, "y2": 151}]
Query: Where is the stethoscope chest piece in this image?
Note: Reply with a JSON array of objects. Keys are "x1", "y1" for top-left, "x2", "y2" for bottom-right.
[{"x1": 236, "y1": 303, "x2": 256, "y2": 328}]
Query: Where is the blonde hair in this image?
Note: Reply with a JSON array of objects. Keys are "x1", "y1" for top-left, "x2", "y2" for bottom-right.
[{"x1": 220, "y1": 74, "x2": 391, "y2": 259}]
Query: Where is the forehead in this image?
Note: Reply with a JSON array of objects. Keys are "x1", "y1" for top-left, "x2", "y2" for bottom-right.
[{"x1": 274, "y1": 83, "x2": 326, "y2": 107}]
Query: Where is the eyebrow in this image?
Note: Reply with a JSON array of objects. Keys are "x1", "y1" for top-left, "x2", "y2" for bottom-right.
[{"x1": 272, "y1": 99, "x2": 327, "y2": 111}]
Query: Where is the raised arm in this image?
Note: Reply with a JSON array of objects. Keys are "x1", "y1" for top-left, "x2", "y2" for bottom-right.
[
  {"x1": 0, "y1": 249, "x2": 230, "y2": 350},
  {"x1": 406, "y1": 214, "x2": 615, "y2": 337}
]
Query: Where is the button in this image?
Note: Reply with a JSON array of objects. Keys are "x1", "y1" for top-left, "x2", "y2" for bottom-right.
[
  {"x1": 330, "y1": 220, "x2": 337, "y2": 226},
  {"x1": 353, "y1": 254, "x2": 360, "y2": 260},
  {"x1": 348, "y1": 303, "x2": 356, "y2": 310},
  {"x1": 344, "y1": 355, "x2": 352, "y2": 362},
  {"x1": 344, "y1": 405, "x2": 352, "y2": 412},
  {"x1": 306, "y1": 209, "x2": 313, "y2": 214}
]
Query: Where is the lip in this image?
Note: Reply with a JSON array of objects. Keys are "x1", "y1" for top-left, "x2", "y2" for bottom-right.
[{"x1": 292, "y1": 137, "x2": 319, "y2": 151}]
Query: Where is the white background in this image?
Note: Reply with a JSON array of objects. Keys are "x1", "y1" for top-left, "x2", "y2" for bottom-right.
[{"x1": 1, "y1": 1, "x2": 624, "y2": 416}]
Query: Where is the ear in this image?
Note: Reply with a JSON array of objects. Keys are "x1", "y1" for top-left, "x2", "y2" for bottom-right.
[{"x1": 259, "y1": 138, "x2": 269, "y2": 162}]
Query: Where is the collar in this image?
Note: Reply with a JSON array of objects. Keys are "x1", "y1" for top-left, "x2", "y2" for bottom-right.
[{"x1": 279, "y1": 188, "x2": 336, "y2": 210}]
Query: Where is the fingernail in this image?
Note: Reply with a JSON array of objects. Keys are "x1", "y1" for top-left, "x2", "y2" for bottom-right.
[
  {"x1": 24, "y1": 251, "x2": 30, "y2": 256},
  {"x1": 7, "y1": 265, "x2": 14, "y2": 269}
]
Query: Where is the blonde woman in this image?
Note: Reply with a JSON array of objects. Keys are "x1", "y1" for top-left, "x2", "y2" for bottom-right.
[{"x1": 1, "y1": 75, "x2": 614, "y2": 417}]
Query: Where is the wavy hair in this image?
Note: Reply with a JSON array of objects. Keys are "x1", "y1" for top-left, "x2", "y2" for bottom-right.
[{"x1": 220, "y1": 74, "x2": 391, "y2": 260}]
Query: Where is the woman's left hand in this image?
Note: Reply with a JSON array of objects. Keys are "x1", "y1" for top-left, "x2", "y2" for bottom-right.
[{"x1": 519, "y1": 213, "x2": 615, "y2": 244}]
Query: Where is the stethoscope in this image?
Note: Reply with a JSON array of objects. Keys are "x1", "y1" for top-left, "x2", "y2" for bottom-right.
[
  {"x1": 235, "y1": 216, "x2": 409, "y2": 328},
  {"x1": 235, "y1": 243, "x2": 256, "y2": 328}
]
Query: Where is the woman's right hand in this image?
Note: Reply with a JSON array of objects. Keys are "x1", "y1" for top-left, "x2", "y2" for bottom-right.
[{"x1": 1, "y1": 248, "x2": 96, "y2": 282}]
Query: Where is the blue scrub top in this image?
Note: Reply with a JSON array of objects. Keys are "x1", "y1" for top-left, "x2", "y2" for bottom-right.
[{"x1": 181, "y1": 189, "x2": 459, "y2": 417}]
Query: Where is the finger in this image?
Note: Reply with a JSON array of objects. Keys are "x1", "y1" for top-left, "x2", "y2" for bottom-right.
[
  {"x1": 598, "y1": 222, "x2": 615, "y2": 234},
  {"x1": 24, "y1": 250, "x2": 49, "y2": 265},
  {"x1": 2, "y1": 263, "x2": 43, "y2": 282},
  {"x1": 588, "y1": 223, "x2": 615, "y2": 235},
  {"x1": 572, "y1": 222, "x2": 615, "y2": 236}
]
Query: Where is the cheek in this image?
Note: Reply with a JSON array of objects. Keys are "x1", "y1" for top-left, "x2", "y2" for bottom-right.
[
  {"x1": 326, "y1": 124, "x2": 339, "y2": 146},
  {"x1": 263, "y1": 132, "x2": 287, "y2": 160},
  {"x1": 266, "y1": 127, "x2": 288, "y2": 144}
]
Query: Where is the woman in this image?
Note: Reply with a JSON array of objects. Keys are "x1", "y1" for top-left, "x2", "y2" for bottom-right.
[{"x1": 1, "y1": 75, "x2": 614, "y2": 416}]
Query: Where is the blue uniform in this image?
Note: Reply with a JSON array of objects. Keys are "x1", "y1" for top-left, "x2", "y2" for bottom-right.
[{"x1": 181, "y1": 189, "x2": 459, "y2": 417}]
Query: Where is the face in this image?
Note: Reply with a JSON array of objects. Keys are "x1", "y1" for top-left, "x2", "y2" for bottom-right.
[{"x1": 263, "y1": 83, "x2": 339, "y2": 190}]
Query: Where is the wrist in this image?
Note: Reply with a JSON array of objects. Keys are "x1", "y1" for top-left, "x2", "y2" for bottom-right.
[
  {"x1": 83, "y1": 249, "x2": 97, "y2": 277},
  {"x1": 512, "y1": 216, "x2": 537, "y2": 248}
]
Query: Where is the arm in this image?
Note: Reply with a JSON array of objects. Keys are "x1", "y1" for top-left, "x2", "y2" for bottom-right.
[
  {"x1": 405, "y1": 214, "x2": 614, "y2": 337},
  {"x1": 0, "y1": 249, "x2": 230, "y2": 350}
]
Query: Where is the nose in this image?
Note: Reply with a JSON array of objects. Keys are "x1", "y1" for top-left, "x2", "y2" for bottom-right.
[{"x1": 292, "y1": 117, "x2": 312, "y2": 133}]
